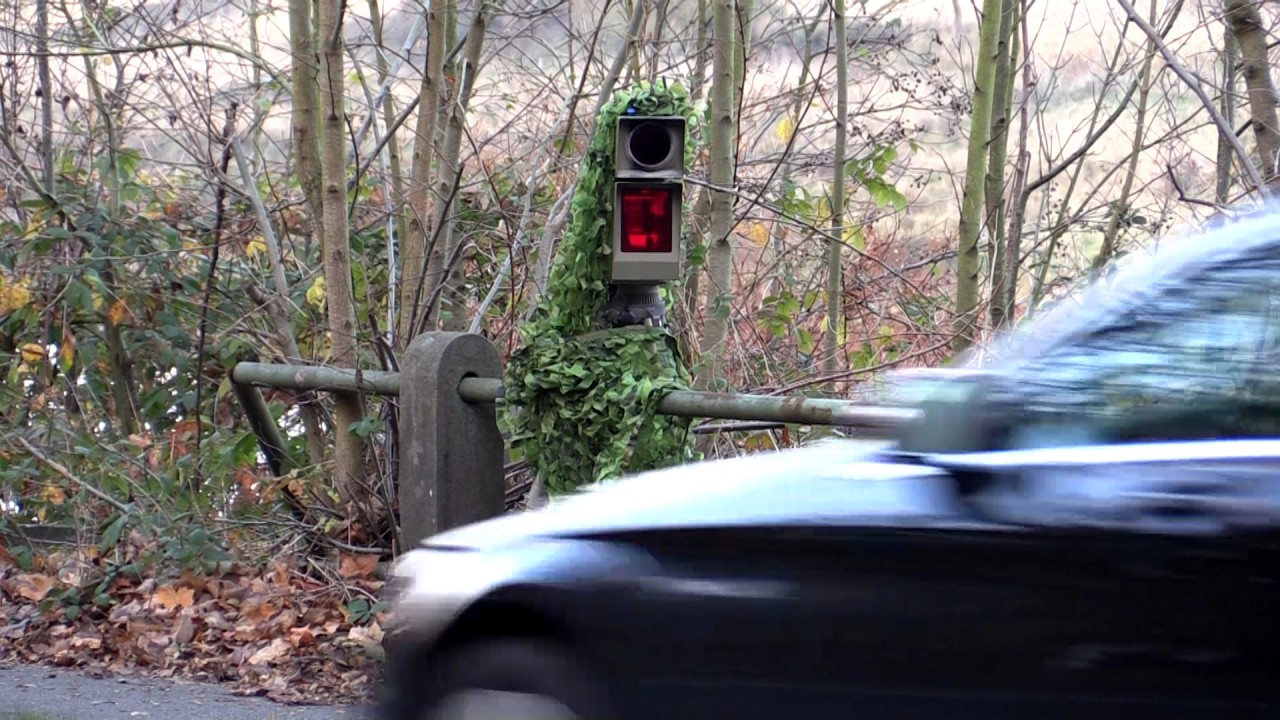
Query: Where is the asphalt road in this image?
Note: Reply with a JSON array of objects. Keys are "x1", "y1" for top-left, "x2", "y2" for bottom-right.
[{"x1": 0, "y1": 664, "x2": 371, "y2": 720}]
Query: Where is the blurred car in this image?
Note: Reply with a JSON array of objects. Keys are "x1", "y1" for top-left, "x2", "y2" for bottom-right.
[{"x1": 377, "y1": 210, "x2": 1280, "y2": 720}]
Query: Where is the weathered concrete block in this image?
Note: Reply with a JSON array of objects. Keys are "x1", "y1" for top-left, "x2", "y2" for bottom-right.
[{"x1": 398, "y1": 332, "x2": 504, "y2": 548}]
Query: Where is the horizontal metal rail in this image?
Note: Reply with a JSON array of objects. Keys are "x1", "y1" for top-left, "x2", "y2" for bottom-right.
[
  {"x1": 457, "y1": 378, "x2": 917, "y2": 429},
  {"x1": 231, "y1": 362, "x2": 919, "y2": 429},
  {"x1": 232, "y1": 362, "x2": 402, "y2": 396}
]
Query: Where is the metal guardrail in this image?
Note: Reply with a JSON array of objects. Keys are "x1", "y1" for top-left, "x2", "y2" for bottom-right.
[
  {"x1": 231, "y1": 333, "x2": 922, "y2": 544},
  {"x1": 230, "y1": 362, "x2": 920, "y2": 430}
]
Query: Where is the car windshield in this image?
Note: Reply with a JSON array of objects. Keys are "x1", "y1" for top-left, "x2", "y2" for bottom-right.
[
  {"x1": 950, "y1": 238, "x2": 1189, "y2": 373},
  {"x1": 888, "y1": 205, "x2": 1280, "y2": 453}
]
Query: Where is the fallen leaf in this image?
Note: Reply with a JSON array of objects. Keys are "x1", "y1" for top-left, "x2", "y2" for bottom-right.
[
  {"x1": 55, "y1": 553, "x2": 95, "y2": 587},
  {"x1": 72, "y1": 632, "x2": 103, "y2": 651},
  {"x1": 347, "y1": 622, "x2": 384, "y2": 648},
  {"x1": 288, "y1": 626, "x2": 316, "y2": 648},
  {"x1": 241, "y1": 598, "x2": 279, "y2": 624},
  {"x1": 3, "y1": 573, "x2": 55, "y2": 602},
  {"x1": 338, "y1": 553, "x2": 378, "y2": 579},
  {"x1": 247, "y1": 637, "x2": 291, "y2": 665},
  {"x1": 272, "y1": 558, "x2": 290, "y2": 587},
  {"x1": 173, "y1": 612, "x2": 195, "y2": 644},
  {"x1": 0, "y1": 543, "x2": 14, "y2": 570},
  {"x1": 150, "y1": 585, "x2": 195, "y2": 611}
]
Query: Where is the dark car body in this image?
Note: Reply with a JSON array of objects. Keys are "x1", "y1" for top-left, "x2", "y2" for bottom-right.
[{"x1": 380, "y1": 209, "x2": 1280, "y2": 720}]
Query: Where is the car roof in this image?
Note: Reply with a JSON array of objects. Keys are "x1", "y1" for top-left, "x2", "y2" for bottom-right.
[{"x1": 975, "y1": 204, "x2": 1280, "y2": 368}]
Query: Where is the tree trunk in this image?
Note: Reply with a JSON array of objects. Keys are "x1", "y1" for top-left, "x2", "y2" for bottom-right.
[
  {"x1": 697, "y1": 0, "x2": 738, "y2": 388},
  {"x1": 768, "y1": 9, "x2": 822, "y2": 302},
  {"x1": 35, "y1": 0, "x2": 54, "y2": 194},
  {"x1": 999, "y1": 0, "x2": 1032, "y2": 325},
  {"x1": 231, "y1": 138, "x2": 328, "y2": 466},
  {"x1": 317, "y1": 0, "x2": 369, "y2": 507},
  {"x1": 400, "y1": 0, "x2": 448, "y2": 345},
  {"x1": 647, "y1": 0, "x2": 670, "y2": 82},
  {"x1": 80, "y1": 44, "x2": 136, "y2": 434},
  {"x1": 428, "y1": 1, "x2": 491, "y2": 332},
  {"x1": 952, "y1": 0, "x2": 1005, "y2": 352},
  {"x1": 1223, "y1": 0, "x2": 1279, "y2": 182},
  {"x1": 1216, "y1": 29, "x2": 1238, "y2": 203},
  {"x1": 437, "y1": 0, "x2": 459, "y2": 161},
  {"x1": 1028, "y1": 22, "x2": 1137, "y2": 310},
  {"x1": 530, "y1": 0, "x2": 646, "y2": 299},
  {"x1": 691, "y1": 0, "x2": 709, "y2": 102},
  {"x1": 368, "y1": 0, "x2": 409, "y2": 262},
  {"x1": 287, "y1": 0, "x2": 323, "y2": 226},
  {"x1": 985, "y1": 0, "x2": 1016, "y2": 329},
  {"x1": 683, "y1": 0, "x2": 711, "y2": 320},
  {"x1": 732, "y1": 0, "x2": 754, "y2": 111},
  {"x1": 1092, "y1": 0, "x2": 1157, "y2": 270},
  {"x1": 824, "y1": 0, "x2": 848, "y2": 376}
]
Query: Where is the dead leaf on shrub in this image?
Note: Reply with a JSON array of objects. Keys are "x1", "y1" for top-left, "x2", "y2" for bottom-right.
[
  {"x1": 3, "y1": 573, "x2": 55, "y2": 602},
  {"x1": 0, "y1": 543, "x2": 14, "y2": 571},
  {"x1": 150, "y1": 585, "x2": 194, "y2": 611},
  {"x1": 40, "y1": 485, "x2": 67, "y2": 505}
]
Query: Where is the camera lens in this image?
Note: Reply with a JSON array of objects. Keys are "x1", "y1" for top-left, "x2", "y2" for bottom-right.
[{"x1": 627, "y1": 122, "x2": 673, "y2": 168}]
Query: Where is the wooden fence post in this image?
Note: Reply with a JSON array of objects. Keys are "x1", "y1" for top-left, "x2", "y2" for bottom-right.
[{"x1": 398, "y1": 332, "x2": 505, "y2": 548}]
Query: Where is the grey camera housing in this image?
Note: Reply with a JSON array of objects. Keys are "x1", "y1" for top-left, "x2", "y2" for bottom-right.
[
  {"x1": 615, "y1": 116, "x2": 686, "y2": 180},
  {"x1": 610, "y1": 181, "x2": 684, "y2": 283},
  {"x1": 610, "y1": 115, "x2": 686, "y2": 286}
]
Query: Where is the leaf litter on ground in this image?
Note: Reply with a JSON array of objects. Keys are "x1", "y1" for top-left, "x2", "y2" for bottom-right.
[{"x1": 0, "y1": 537, "x2": 388, "y2": 707}]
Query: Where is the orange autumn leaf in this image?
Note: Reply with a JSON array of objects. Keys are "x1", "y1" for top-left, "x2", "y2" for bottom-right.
[
  {"x1": 150, "y1": 584, "x2": 195, "y2": 611},
  {"x1": 107, "y1": 299, "x2": 129, "y2": 326},
  {"x1": 248, "y1": 637, "x2": 291, "y2": 665},
  {"x1": 40, "y1": 485, "x2": 67, "y2": 505},
  {"x1": 271, "y1": 558, "x2": 291, "y2": 587},
  {"x1": 288, "y1": 626, "x2": 317, "y2": 648},
  {"x1": 242, "y1": 598, "x2": 280, "y2": 624},
  {"x1": 338, "y1": 553, "x2": 378, "y2": 580},
  {"x1": 3, "y1": 572, "x2": 55, "y2": 602}
]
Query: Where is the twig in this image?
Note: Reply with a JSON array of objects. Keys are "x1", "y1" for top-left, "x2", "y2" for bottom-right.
[
  {"x1": 1165, "y1": 164, "x2": 1220, "y2": 209},
  {"x1": 766, "y1": 336, "x2": 955, "y2": 395},
  {"x1": 1114, "y1": 0, "x2": 1269, "y2": 199},
  {"x1": 0, "y1": 39, "x2": 286, "y2": 85},
  {"x1": 694, "y1": 420, "x2": 787, "y2": 433},
  {"x1": 193, "y1": 103, "x2": 240, "y2": 483},
  {"x1": 14, "y1": 436, "x2": 131, "y2": 514}
]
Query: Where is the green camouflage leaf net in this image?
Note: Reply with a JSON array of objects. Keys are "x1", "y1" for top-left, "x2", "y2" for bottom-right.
[{"x1": 503, "y1": 81, "x2": 701, "y2": 494}]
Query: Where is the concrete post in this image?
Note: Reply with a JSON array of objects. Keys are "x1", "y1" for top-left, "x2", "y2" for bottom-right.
[{"x1": 398, "y1": 332, "x2": 505, "y2": 549}]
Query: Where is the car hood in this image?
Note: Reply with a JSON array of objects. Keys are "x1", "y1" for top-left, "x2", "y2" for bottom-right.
[{"x1": 423, "y1": 440, "x2": 969, "y2": 551}]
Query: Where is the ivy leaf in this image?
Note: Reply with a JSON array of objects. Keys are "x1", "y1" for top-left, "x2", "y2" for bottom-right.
[
  {"x1": 101, "y1": 514, "x2": 127, "y2": 551},
  {"x1": 306, "y1": 276, "x2": 326, "y2": 308},
  {"x1": 795, "y1": 327, "x2": 815, "y2": 355}
]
